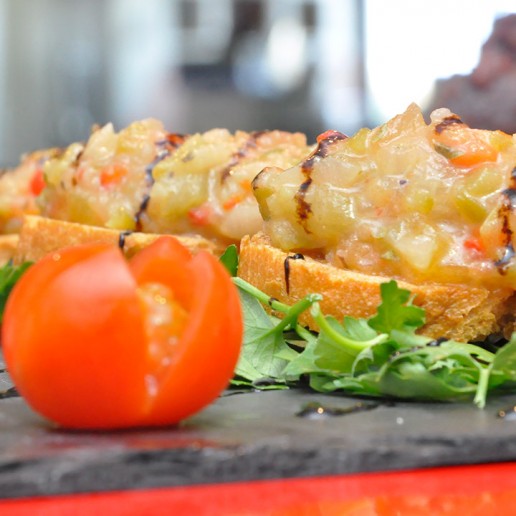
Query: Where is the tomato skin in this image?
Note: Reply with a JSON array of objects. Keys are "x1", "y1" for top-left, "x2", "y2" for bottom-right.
[
  {"x1": 132, "y1": 242, "x2": 243, "y2": 425},
  {"x1": 3, "y1": 245, "x2": 150, "y2": 428},
  {"x1": 2, "y1": 238, "x2": 243, "y2": 429}
]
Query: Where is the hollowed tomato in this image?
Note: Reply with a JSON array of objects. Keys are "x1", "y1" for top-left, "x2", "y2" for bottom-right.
[{"x1": 2, "y1": 237, "x2": 243, "y2": 429}]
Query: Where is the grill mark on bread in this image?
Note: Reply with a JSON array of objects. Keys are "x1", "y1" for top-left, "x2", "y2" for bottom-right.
[
  {"x1": 295, "y1": 131, "x2": 347, "y2": 232},
  {"x1": 284, "y1": 253, "x2": 305, "y2": 294},
  {"x1": 495, "y1": 166, "x2": 516, "y2": 274},
  {"x1": 118, "y1": 230, "x2": 133, "y2": 250},
  {"x1": 434, "y1": 114, "x2": 465, "y2": 134},
  {"x1": 134, "y1": 133, "x2": 188, "y2": 231},
  {"x1": 220, "y1": 131, "x2": 267, "y2": 182}
]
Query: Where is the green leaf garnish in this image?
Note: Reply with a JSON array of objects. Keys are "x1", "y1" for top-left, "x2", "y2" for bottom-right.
[
  {"x1": 0, "y1": 261, "x2": 32, "y2": 323},
  {"x1": 368, "y1": 280, "x2": 425, "y2": 334},
  {"x1": 220, "y1": 245, "x2": 239, "y2": 276},
  {"x1": 232, "y1": 275, "x2": 515, "y2": 408}
]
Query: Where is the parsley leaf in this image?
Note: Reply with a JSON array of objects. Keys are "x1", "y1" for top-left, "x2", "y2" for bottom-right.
[{"x1": 368, "y1": 280, "x2": 425, "y2": 334}]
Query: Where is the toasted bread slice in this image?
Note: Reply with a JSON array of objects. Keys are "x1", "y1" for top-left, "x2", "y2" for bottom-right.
[
  {"x1": 0, "y1": 234, "x2": 20, "y2": 265},
  {"x1": 14, "y1": 215, "x2": 224, "y2": 265},
  {"x1": 238, "y1": 233, "x2": 515, "y2": 342}
]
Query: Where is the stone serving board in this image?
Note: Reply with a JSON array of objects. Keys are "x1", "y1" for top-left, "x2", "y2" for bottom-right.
[{"x1": 1, "y1": 358, "x2": 516, "y2": 499}]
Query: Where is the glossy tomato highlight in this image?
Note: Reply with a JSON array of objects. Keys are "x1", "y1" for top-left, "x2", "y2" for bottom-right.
[{"x1": 2, "y1": 237, "x2": 243, "y2": 429}]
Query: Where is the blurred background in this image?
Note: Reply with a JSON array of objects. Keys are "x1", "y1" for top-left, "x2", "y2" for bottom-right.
[{"x1": 0, "y1": 0, "x2": 515, "y2": 166}]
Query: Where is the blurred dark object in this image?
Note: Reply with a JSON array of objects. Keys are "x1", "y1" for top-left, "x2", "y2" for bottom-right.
[{"x1": 427, "y1": 14, "x2": 516, "y2": 134}]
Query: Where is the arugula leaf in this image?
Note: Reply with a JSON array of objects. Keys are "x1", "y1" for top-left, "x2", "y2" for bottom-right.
[
  {"x1": 489, "y1": 333, "x2": 516, "y2": 380},
  {"x1": 292, "y1": 342, "x2": 490, "y2": 406},
  {"x1": 230, "y1": 274, "x2": 516, "y2": 408},
  {"x1": 351, "y1": 340, "x2": 397, "y2": 376},
  {"x1": 285, "y1": 310, "x2": 384, "y2": 380},
  {"x1": 282, "y1": 338, "x2": 321, "y2": 380},
  {"x1": 378, "y1": 344, "x2": 486, "y2": 402},
  {"x1": 0, "y1": 261, "x2": 32, "y2": 322},
  {"x1": 233, "y1": 287, "x2": 297, "y2": 385},
  {"x1": 486, "y1": 334, "x2": 516, "y2": 397}
]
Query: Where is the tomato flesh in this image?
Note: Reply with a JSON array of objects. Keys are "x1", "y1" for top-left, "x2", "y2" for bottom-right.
[
  {"x1": 137, "y1": 282, "x2": 189, "y2": 390},
  {"x1": 29, "y1": 168, "x2": 45, "y2": 196},
  {"x1": 100, "y1": 163, "x2": 128, "y2": 187},
  {"x1": 2, "y1": 237, "x2": 243, "y2": 429},
  {"x1": 434, "y1": 126, "x2": 498, "y2": 168}
]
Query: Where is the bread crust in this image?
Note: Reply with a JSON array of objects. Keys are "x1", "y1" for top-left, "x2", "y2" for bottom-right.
[
  {"x1": 14, "y1": 215, "x2": 223, "y2": 264},
  {"x1": 238, "y1": 233, "x2": 515, "y2": 342},
  {"x1": 0, "y1": 234, "x2": 20, "y2": 265}
]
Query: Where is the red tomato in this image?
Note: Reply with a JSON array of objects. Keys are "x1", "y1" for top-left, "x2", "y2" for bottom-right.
[
  {"x1": 2, "y1": 237, "x2": 243, "y2": 429},
  {"x1": 29, "y1": 168, "x2": 45, "y2": 196},
  {"x1": 187, "y1": 204, "x2": 213, "y2": 226},
  {"x1": 100, "y1": 163, "x2": 128, "y2": 187},
  {"x1": 434, "y1": 126, "x2": 498, "y2": 168}
]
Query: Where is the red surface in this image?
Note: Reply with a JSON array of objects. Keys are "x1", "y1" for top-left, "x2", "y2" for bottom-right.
[{"x1": 1, "y1": 462, "x2": 516, "y2": 515}]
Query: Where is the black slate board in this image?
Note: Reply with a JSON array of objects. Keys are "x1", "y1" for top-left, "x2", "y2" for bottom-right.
[{"x1": 2, "y1": 360, "x2": 516, "y2": 499}]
